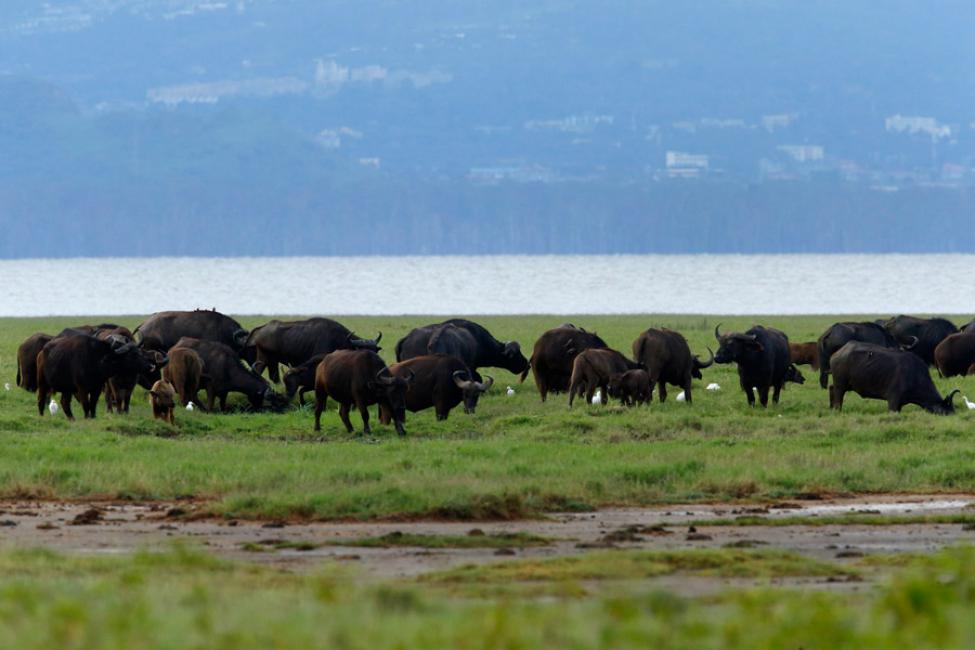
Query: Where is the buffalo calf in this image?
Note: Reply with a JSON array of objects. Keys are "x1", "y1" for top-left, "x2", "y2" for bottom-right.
[
  {"x1": 150, "y1": 380, "x2": 177, "y2": 424},
  {"x1": 607, "y1": 369, "x2": 652, "y2": 406}
]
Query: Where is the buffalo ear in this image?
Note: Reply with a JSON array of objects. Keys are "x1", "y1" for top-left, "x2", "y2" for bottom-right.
[{"x1": 748, "y1": 341, "x2": 765, "y2": 352}]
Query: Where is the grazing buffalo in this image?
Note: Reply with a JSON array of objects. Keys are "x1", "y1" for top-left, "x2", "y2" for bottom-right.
[
  {"x1": 784, "y1": 364, "x2": 806, "y2": 385},
  {"x1": 36, "y1": 334, "x2": 145, "y2": 420},
  {"x1": 243, "y1": 318, "x2": 381, "y2": 383},
  {"x1": 395, "y1": 319, "x2": 528, "y2": 374},
  {"x1": 521, "y1": 325, "x2": 608, "y2": 401},
  {"x1": 607, "y1": 369, "x2": 652, "y2": 406},
  {"x1": 883, "y1": 315, "x2": 957, "y2": 366},
  {"x1": 172, "y1": 337, "x2": 280, "y2": 412},
  {"x1": 382, "y1": 354, "x2": 493, "y2": 421},
  {"x1": 934, "y1": 332, "x2": 975, "y2": 378},
  {"x1": 817, "y1": 322, "x2": 901, "y2": 389},
  {"x1": 163, "y1": 347, "x2": 206, "y2": 407},
  {"x1": 136, "y1": 310, "x2": 249, "y2": 353},
  {"x1": 149, "y1": 380, "x2": 177, "y2": 424},
  {"x1": 788, "y1": 342, "x2": 819, "y2": 370},
  {"x1": 104, "y1": 348, "x2": 167, "y2": 414},
  {"x1": 829, "y1": 342, "x2": 958, "y2": 414},
  {"x1": 568, "y1": 348, "x2": 644, "y2": 407},
  {"x1": 631, "y1": 328, "x2": 713, "y2": 404},
  {"x1": 713, "y1": 324, "x2": 791, "y2": 407},
  {"x1": 282, "y1": 353, "x2": 328, "y2": 406},
  {"x1": 16, "y1": 333, "x2": 53, "y2": 392},
  {"x1": 314, "y1": 350, "x2": 412, "y2": 435}
]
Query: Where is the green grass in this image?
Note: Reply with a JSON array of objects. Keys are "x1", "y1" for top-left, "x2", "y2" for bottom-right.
[
  {"x1": 3, "y1": 314, "x2": 975, "y2": 519},
  {"x1": 3, "y1": 544, "x2": 975, "y2": 649}
]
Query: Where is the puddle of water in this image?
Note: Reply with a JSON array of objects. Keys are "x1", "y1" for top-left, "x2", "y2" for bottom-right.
[{"x1": 787, "y1": 500, "x2": 972, "y2": 517}]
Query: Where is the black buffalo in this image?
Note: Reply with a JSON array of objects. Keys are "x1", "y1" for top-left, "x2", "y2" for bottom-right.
[
  {"x1": 136, "y1": 310, "x2": 249, "y2": 353},
  {"x1": 632, "y1": 328, "x2": 713, "y2": 404},
  {"x1": 817, "y1": 321, "x2": 902, "y2": 389},
  {"x1": 521, "y1": 325, "x2": 608, "y2": 401},
  {"x1": 568, "y1": 348, "x2": 644, "y2": 407},
  {"x1": 395, "y1": 319, "x2": 528, "y2": 374},
  {"x1": 171, "y1": 337, "x2": 281, "y2": 412},
  {"x1": 829, "y1": 342, "x2": 958, "y2": 414},
  {"x1": 91, "y1": 327, "x2": 167, "y2": 414},
  {"x1": 934, "y1": 332, "x2": 975, "y2": 378},
  {"x1": 243, "y1": 318, "x2": 381, "y2": 382},
  {"x1": 383, "y1": 354, "x2": 493, "y2": 421},
  {"x1": 282, "y1": 353, "x2": 329, "y2": 406},
  {"x1": 713, "y1": 324, "x2": 791, "y2": 407},
  {"x1": 882, "y1": 315, "x2": 957, "y2": 366},
  {"x1": 16, "y1": 333, "x2": 53, "y2": 392},
  {"x1": 36, "y1": 334, "x2": 145, "y2": 419},
  {"x1": 314, "y1": 350, "x2": 412, "y2": 435}
]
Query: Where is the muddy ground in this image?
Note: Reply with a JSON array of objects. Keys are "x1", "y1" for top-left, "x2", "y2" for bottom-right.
[{"x1": 0, "y1": 494, "x2": 972, "y2": 592}]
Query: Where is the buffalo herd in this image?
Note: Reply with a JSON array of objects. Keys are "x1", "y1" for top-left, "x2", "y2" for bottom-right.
[{"x1": 13, "y1": 310, "x2": 975, "y2": 432}]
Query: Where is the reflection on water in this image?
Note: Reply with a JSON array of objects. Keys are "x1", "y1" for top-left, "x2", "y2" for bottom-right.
[{"x1": 0, "y1": 254, "x2": 972, "y2": 316}]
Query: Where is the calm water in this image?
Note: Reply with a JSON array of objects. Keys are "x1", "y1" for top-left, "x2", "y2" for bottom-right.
[{"x1": 0, "y1": 254, "x2": 972, "y2": 317}]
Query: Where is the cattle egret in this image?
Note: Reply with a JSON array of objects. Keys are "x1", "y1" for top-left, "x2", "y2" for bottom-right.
[
  {"x1": 676, "y1": 391, "x2": 686, "y2": 402},
  {"x1": 964, "y1": 396, "x2": 975, "y2": 411},
  {"x1": 706, "y1": 383, "x2": 720, "y2": 391},
  {"x1": 506, "y1": 386, "x2": 515, "y2": 397},
  {"x1": 592, "y1": 389, "x2": 602, "y2": 405},
  {"x1": 48, "y1": 399, "x2": 59, "y2": 416},
  {"x1": 3, "y1": 383, "x2": 9, "y2": 391},
  {"x1": 186, "y1": 402, "x2": 195, "y2": 412}
]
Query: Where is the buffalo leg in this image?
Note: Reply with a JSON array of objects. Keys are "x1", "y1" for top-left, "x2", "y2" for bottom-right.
[
  {"x1": 757, "y1": 385, "x2": 769, "y2": 408},
  {"x1": 772, "y1": 384, "x2": 782, "y2": 404},
  {"x1": 829, "y1": 385, "x2": 846, "y2": 411},
  {"x1": 37, "y1": 385, "x2": 49, "y2": 416},
  {"x1": 683, "y1": 381, "x2": 693, "y2": 405},
  {"x1": 61, "y1": 393, "x2": 75, "y2": 421},
  {"x1": 268, "y1": 360, "x2": 280, "y2": 384},
  {"x1": 313, "y1": 391, "x2": 327, "y2": 432},
  {"x1": 219, "y1": 394, "x2": 228, "y2": 412},
  {"x1": 88, "y1": 391, "x2": 100, "y2": 418},
  {"x1": 338, "y1": 403, "x2": 354, "y2": 433},
  {"x1": 206, "y1": 387, "x2": 217, "y2": 412},
  {"x1": 658, "y1": 382, "x2": 667, "y2": 403},
  {"x1": 741, "y1": 381, "x2": 755, "y2": 406},
  {"x1": 356, "y1": 400, "x2": 371, "y2": 434},
  {"x1": 600, "y1": 383, "x2": 610, "y2": 406}
]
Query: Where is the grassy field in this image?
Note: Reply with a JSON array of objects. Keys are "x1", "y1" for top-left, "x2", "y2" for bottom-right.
[
  {"x1": 1, "y1": 543, "x2": 974, "y2": 649},
  {"x1": 1, "y1": 314, "x2": 974, "y2": 520}
]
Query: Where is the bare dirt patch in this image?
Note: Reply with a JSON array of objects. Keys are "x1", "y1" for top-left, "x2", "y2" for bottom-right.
[{"x1": 0, "y1": 494, "x2": 972, "y2": 588}]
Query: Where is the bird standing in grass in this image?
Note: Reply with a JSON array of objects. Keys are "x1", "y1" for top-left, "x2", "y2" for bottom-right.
[
  {"x1": 186, "y1": 402, "x2": 195, "y2": 412},
  {"x1": 963, "y1": 396, "x2": 975, "y2": 411},
  {"x1": 48, "y1": 399, "x2": 59, "y2": 416},
  {"x1": 506, "y1": 386, "x2": 515, "y2": 397}
]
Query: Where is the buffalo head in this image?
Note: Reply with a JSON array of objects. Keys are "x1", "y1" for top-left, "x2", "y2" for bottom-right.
[
  {"x1": 501, "y1": 341, "x2": 530, "y2": 374},
  {"x1": 369, "y1": 368, "x2": 412, "y2": 434},
  {"x1": 452, "y1": 370, "x2": 494, "y2": 414},
  {"x1": 691, "y1": 347, "x2": 715, "y2": 379},
  {"x1": 713, "y1": 324, "x2": 763, "y2": 364},
  {"x1": 349, "y1": 331, "x2": 382, "y2": 352}
]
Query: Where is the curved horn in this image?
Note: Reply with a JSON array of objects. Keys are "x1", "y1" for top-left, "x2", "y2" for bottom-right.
[
  {"x1": 477, "y1": 375, "x2": 494, "y2": 391},
  {"x1": 945, "y1": 388, "x2": 960, "y2": 405},
  {"x1": 694, "y1": 347, "x2": 715, "y2": 369},
  {"x1": 113, "y1": 341, "x2": 137, "y2": 355},
  {"x1": 902, "y1": 335, "x2": 919, "y2": 350},
  {"x1": 233, "y1": 328, "x2": 249, "y2": 345},
  {"x1": 714, "y1": 323, "x2": 722, "y2": 342},
  {"x1": 374, "y1": 332, "x2": 382, "y2": 345},
  {"x1": 376, "y1": 368, "x2": 395, "y2": 385},
  {"x1": 453, "y1": 370, "x2": 473, "y2": 390}
]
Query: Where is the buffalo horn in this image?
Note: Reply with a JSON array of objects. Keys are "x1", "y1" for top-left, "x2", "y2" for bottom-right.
[
  {"x1": 695, "y1": 347, "x2": 715, "y2": 369},
  {"x1": 901, "y1": 335, "x2": 919, "y2": 350},
  {"x1": 453, "y1": 370, "x2": 473, "y2": 390},
  {"x1": 477, "y1": 375, "x2": 495, "y2": 391},
  {"x1": 714, "y1": 323, "x2": 723, "y2": 341}
]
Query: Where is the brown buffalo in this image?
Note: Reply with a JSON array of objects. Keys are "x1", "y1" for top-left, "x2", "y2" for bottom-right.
[
  {"x1": 934, "y1": 332, "x2": 975, "y2": 378},
  {"x1": 136, "y1": 310, "x2": 249, "y2": 353},
  {"x1": 382, "y1": 354, "x2": 492, "y2": 422},
  {"x1": 568, "y1": 348, "x2": 643, "y2": 407},
  {"x1": 163, "y1": 347, "x2": 206, "y2": 408},
  {"x1": 172, "y1": 337, "x2": 282, "y2": 412},
  {"x1": 788, "y1": 342, "x2": 819, "y2": 370},
  {"x1": 607, "y1": 369, "x2": 652, "y2": 406},
  {"x1": 16, "y1": 333, "x2": 53, "y2": 392},
  {"x1": 314, "y1": 350, "x2": 412, "y2": 435},
  {"x1": 631, "y1": 328, "x2": 713, "y2": 404},
  {"x1": 149, "y1": 380, "x2": 177, "y2": 424},
  {"x1": 522, "y1": 325, "x2": 608, "y2": 401},
  {"x1": 282, "y1": 353, "x2": 328, "y2": 406}
]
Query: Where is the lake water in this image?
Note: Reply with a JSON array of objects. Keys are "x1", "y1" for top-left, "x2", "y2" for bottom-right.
[{"x1": 0, "y1": 254, "x2": 971, "y2": 317}]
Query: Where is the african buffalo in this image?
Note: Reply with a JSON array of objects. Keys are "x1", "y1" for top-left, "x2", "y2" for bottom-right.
[
  {"x1": 16, "y1": 333, "x2": 53, "y2": 392},
  {"x1": 631, "y1": 328, "x2": 713, "y2": 404},
  {"x1": 784, "y1": 363, "x2": 805, "y2": 385},
  {"x1": 36, "y1": 334, "x2": 144, "y2": 420},
  {"x1": 568, "y1": 348, "x2": 643, "y2": 407},
  {"x1": 382, "y1": 354, "x2": 493, "y2": 421},
  {"x1": 934, "y1": 332, "x2": 975, "y2": 378},
  {"x1": 395, "y1": 319, "x2": 528, "y2": 374},
  {"x1": 607, "y1": 369, "x2": 652, "y2": 406},
  {"x1": 883, "y1": 315, "x2": 958, "y2": 366},
  {"x1": 313, "y1": 350, "x2": 412, "y2": 435},
  {"x1": 788, "y1": 342, "x2": 819, "y2": 370},
  {"x1": 714, "y1": 324, "x2": 791, "y2": 407},
  {"x1": 136, "y1": 310, "x2": 249, "y2": 353},
  {"x1": 282, "y1": 353, "x2": 328, "y2": 406},
  {"x1": 149, "y1": 380, "x2": 177, "y2": 425},
  {"x1": 521, "y1": 325, "x2": 608, "y2": 401},
  {"x1": 104, "y1": 348, "x2": 167, "y2": 414},
  {"x1": 829, "y1": 342, "x2": 958, "y2": 414},
  {"x1": 163, "y1": 347, "x2": 206, "y2": 407},
  {"x1": 172, "y1": 337, "x2": 280, "y2": 412},
  {"x1": 817, "y1": 322, "x2": 902, "y2": 389},
  {"x1": 242, "y1": 318, "x2": 381, "y2": 382}
]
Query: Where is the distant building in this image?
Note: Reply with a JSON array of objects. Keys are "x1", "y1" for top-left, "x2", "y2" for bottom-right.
[
  {"x1": 665, "y1": 151, "x2": 709, "y2": 178},
  {"x1": 885, "y1": 115, "x2": 951, "y2": 140}
]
